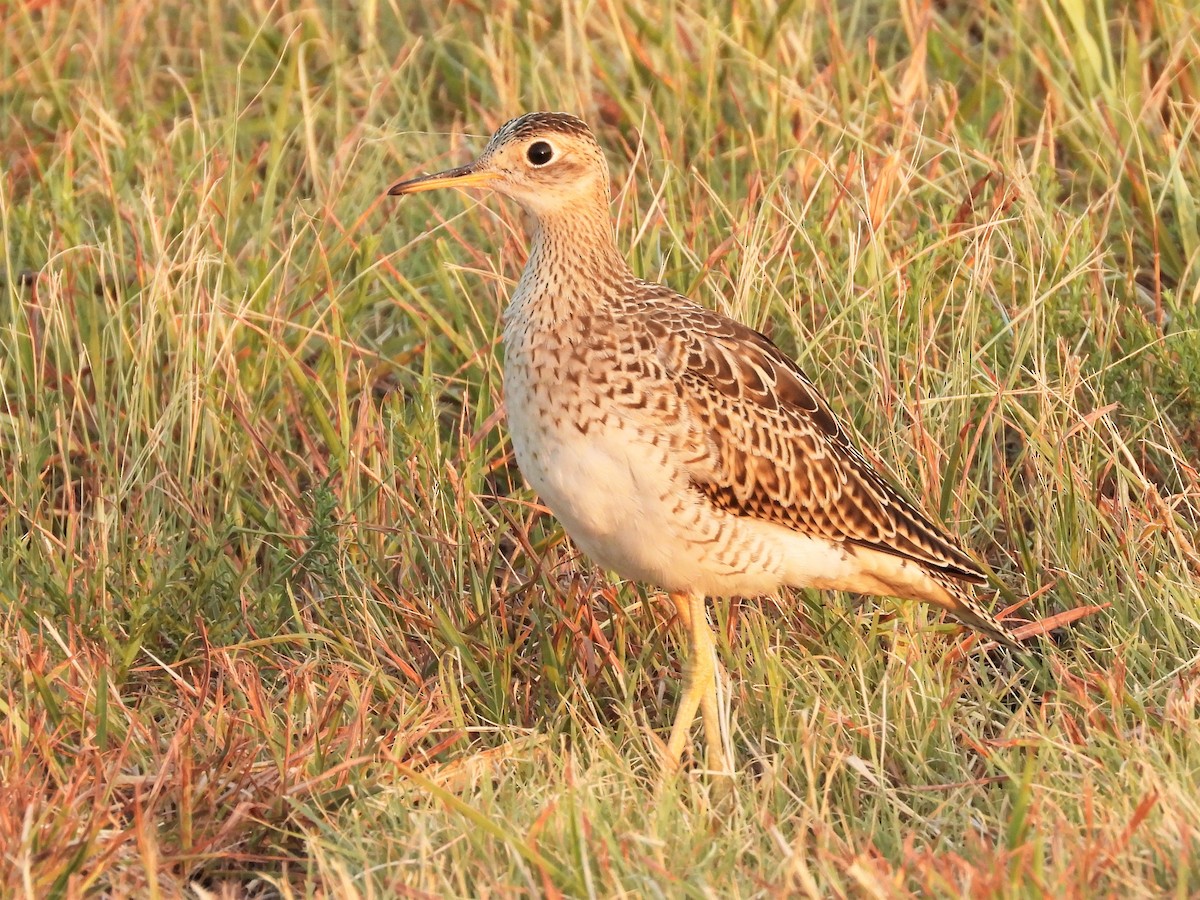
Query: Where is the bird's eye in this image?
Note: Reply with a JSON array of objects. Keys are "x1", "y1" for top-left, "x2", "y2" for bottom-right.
[{"x1": 526, "y1": 141, "x2": 554, "y2": 166}]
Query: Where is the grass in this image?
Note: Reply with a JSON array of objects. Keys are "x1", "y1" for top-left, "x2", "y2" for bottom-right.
[{"x1": 2, "y1": 0, "x2": 1199, "y2": 895}]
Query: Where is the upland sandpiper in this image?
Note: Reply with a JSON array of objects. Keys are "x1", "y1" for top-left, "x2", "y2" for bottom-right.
[{"x1": 389, "y1": 112, "x2": 1021, "y2": 775}]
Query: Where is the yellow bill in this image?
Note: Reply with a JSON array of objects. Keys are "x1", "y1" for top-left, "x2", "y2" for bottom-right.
[{"x1": 387, "y1": 164, "x2": 497, "y2": 195}]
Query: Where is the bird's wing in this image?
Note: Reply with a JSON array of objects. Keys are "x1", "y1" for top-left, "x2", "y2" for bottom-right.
[{"x1": 638, "y1": 291, "x2": 987, "y2": 583}]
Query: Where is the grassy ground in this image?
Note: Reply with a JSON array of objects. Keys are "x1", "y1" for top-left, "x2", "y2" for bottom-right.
[{"x1": 3, "y1": 0, "x2": 1199, "y2": 895}]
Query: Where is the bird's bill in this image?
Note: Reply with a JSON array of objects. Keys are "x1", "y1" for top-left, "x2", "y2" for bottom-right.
[{"x1": 387, "y1": 164, "x2": 497, "y2": 195}]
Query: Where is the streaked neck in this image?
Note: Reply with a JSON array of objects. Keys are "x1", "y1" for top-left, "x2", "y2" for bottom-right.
[{"x1": 510, "y1": 205, "x2": 632, "y2": 322}]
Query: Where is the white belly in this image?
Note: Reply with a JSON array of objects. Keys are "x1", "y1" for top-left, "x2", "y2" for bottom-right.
[{"x1": 507, "y1": 398, "x2": 678, "y2": 582}]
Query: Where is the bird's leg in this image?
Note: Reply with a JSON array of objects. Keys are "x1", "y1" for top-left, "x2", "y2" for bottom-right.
[
  {"x1": 664, "y1": 592, "x2": 730, "y2": 775},
  {"x1": 663, "y1": 591, "x2": 704, "y2": 770},
  {"x1": 693, "y1": 597, "x2": 730, "y2": 776}
]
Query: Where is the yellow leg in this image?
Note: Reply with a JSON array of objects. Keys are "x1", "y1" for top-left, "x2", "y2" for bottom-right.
[{"x1": 664, "y1": 592, "x2": 730, "y2": 775}]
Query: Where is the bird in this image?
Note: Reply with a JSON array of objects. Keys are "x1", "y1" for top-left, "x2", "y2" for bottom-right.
[{"x1": 388, "y1": 111, "x2": 1022, "y2": 776}]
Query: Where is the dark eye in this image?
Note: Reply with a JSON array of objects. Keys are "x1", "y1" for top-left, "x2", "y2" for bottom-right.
[{"x1": 526, "y1": 141, "x2": 554, "y2": 165}]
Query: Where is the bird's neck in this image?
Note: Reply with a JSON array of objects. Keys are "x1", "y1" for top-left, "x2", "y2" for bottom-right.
[{"x1": 508, "y1": 209, "x2": 632, "y2": 325}]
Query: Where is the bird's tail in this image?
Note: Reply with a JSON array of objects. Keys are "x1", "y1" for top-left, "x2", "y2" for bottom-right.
[{"x1": 929, "y1": 572, "x2": 1023, "y2": 652}]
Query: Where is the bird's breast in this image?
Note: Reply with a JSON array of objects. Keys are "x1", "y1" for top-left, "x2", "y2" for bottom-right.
[{"x1": 500, "y1": 323, "x2": 690, "y2": 580}]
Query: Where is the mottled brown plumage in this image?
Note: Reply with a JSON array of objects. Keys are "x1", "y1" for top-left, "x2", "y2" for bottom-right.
[
  {"x1": 647, "y1": 296, "x2": 988, "y2": 581},
  {"x1": 389, "y1": 111, "x2": 1021, "y2": 775}
]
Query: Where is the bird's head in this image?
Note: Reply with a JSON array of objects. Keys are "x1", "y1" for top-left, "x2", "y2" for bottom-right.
[{"x1": 388, "y1": 112, "x2": 610, "y2": 219}]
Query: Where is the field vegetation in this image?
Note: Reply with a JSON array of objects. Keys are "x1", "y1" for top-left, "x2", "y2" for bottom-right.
[{"x1": 2, "y1": 0, "x2": 1199, "y2": 895}]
